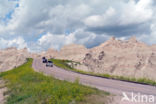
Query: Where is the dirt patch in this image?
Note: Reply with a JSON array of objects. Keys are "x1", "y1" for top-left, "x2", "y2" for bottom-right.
[{"x1": 0, "y1": 80, "x2": 7, "y2": 104}]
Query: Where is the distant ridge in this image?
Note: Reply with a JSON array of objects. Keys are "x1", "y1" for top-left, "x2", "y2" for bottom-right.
[{"x1": 42, "y1": 37, "x2": 156, "y2": 81}]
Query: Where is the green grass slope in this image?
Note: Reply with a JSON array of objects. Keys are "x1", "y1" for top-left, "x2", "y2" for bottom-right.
[{"x1": 0, "y1": 59, "x2": 109, "y2": 104}]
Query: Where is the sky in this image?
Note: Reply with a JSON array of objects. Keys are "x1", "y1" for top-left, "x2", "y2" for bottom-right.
[{"x1": 0, "y1": 0, "x2": 156, "y2": 52}]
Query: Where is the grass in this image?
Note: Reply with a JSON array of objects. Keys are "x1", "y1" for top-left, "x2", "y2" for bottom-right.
[
  {"x1": 0, "y1": 59, "x2": 109, "y2": 104},
  {"x1": 51, "y1": 59, "x2": 156, "y2": 86}
]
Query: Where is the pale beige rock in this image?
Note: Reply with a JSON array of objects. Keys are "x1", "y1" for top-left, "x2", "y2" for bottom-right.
[
  {"x1": 58, "y1": 44, "x2": 88, "y2": 61},
  {"x1": 77, "y1": 37, "x2": 156, "y2": 81},
  {"x1": 42, "y1": 44, "x2": 89, "y2": 62},
  {"x1": 151, "y1": 45, "x2": 156, "y2": 51},
  {"x1": 0, "y1": 47, "x2": 30, "y2": 72},
  {"x1": 35, "y1": 37, "x2": 156, "y2": 81},
  {"x1": 42, "y1": 48, "x2": 59, "y2": 59}
]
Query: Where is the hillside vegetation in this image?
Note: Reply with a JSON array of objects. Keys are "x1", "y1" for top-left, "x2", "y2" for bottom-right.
[
  {"x1": 51, "y1": 59, "x2": 156, "y2": 86},
  {"x1": 0, "y1": 59, "x2": 109, "y2": 104}
]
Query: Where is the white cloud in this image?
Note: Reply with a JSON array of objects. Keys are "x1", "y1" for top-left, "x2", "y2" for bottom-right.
[
  {"x1": 39, "y1": 33, "x2": 75, "y2": 47},
  {"x1": 0, "y1": 0, "x2": 17, "y2": 19},
  {"x1": 0, "y1": 0, "x2": 156, "y2": 52},
  {"x1": 84, "y1": 0, "x2": 153, "y2": 27},
  {"x1": 0, "y1": 37, "x2": 27, "y2": 49},
  {"x1": 30, "y1": 32, "x2": 76, "y2": 51},
  {"x1": 119, "y1": 0, "x2": 153, "y2": 25},
  {"x1": 28, "y1": 30, "x2": 109, "y2": 52},
  {"x1": 84, "y1": 7, "x2": 116, "y2": 27}
]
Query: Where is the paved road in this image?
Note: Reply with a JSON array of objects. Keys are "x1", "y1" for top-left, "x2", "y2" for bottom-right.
[{"x1": 32, "y1": 58, "x2": 156, "y2": 96}]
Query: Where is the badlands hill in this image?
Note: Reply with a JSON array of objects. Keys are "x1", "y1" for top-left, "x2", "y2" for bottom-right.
[
  {"x1": 44, "y1": 37, "x2": 156, "y2": 81},
  {"x1": 0, "y1": 47, "x2": 30, "y2": 72},
  {"x1": 81, "y1": 37, "x2": 156, "y2": 80},
  {"x1": 2, "y1": 37, "x2": 155, "y2": 80},
  {"x1": 42, "y1": 44, "x2": 88, "y2": 62}
]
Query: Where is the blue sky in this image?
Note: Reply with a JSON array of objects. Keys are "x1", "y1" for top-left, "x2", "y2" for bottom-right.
[{"x1": 0, "y1": 0, "x2": 156, "y2": 52}]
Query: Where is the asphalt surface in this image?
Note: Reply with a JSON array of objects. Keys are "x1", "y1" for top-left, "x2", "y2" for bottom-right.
[{"x1": 32, "y1": 58, "x2": 156, "y2": 96}]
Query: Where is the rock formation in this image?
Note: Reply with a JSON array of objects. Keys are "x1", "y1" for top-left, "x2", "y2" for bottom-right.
[
  {"x1": 42, "y1": 44, "x2": 88, "y2": 62},
  {"x1": 58, "y1": 44, "x2": 88, "y2": 61},
  {"x1": 39, "y1": 36, "x2": 156, "y2": 81},
  {"x1": 41, "y1": 48, "x2": 59, "y2": 59},
  {"x1": 0, "y1": 47, "x2": 30, "y2": 72},
  {"x1": 75, "y1": 37, "x2": 156, "y2": 81}
]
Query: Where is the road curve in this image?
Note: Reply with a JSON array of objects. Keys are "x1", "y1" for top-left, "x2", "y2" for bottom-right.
[{"x1": 32, "y1": 58, "x2": 156, "y2": 96}]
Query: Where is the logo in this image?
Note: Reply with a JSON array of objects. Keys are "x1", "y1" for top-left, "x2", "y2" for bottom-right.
[{"x1": 122, "y1": 92, "x2": 155, "y2": 103}]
